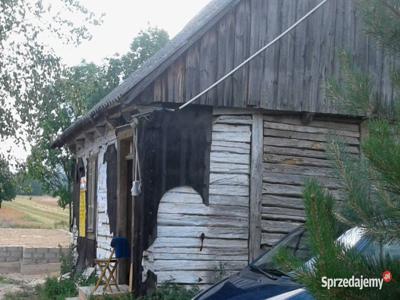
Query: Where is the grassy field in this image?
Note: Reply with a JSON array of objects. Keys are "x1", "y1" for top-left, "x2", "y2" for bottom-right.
[{"x1": 0, "y1": 195, "x2": 69, "y2": 229}]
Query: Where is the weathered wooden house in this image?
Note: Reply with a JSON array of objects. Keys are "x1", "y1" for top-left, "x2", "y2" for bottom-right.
[{"x1": 53, "y1": 0, "x2": 397, "y2": 293}]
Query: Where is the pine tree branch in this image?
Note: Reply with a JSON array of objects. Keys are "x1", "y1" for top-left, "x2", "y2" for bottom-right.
[{"x1": 381, "y1": 0, "x2": 400, "y2": 19}]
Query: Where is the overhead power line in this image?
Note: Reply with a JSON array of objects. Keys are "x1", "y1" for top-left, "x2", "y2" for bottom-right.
[{"x1": 178, "y1": 0, "x2": 329, "y2": 110}]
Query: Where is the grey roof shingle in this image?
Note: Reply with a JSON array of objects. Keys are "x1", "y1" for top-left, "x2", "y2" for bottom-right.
[{"x1": 53, "y1": 0, "x2": 239, "y2": 147}]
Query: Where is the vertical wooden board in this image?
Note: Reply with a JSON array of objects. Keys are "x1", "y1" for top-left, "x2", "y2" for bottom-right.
[
  {"x1": 260, "y1": 0, "x2": 281, "y2": 109},
  {"x1": 332, "y1": 0, "x2": 346, "y2": 83},
  {"x1": 318, "y1": 0, "x2": 338, "y2": 113},
  {"x1": 343, "y1": 0, "x2": 354, "y2": 55},
  {"x1": 249, "y1": 113, "x2": 263, "y2": 261},
  {"x1": 292, "y1": 0, "x2": 307, "y2": 111},
  {"x1": 314, "y1": 0, "x2": 331, "y2": 113},
  {"x1": 276, "y1": 0, "x2": 290, "y2": 110},
  {"x1": 199, "y1": 29, "x2": 218, "y2": 106},
  {"x1": 377, "y1": 46, "x2": 385, "y2": 104},
  {"x1": 247, "y1": 0, "x2": 268, "y2": 106},
  {"x1": 382, "y1": 52, "x2": 394, "y2": 112},
  {"x1": 306, "y1": 0, "x2": 323, "y2": 113},
  {"x1": 167, "y1": 57, "x2": 186, "y2": 103},
  {"x1": 167, "y1": 63, "x2": 177, "y2": 103},
  {"x1": 217, "y1": 12, "x2": 235, "y2": 107},
  {"x1": 138, "y1": 84, "x2": 155, "y2": 105},
  {"x1": 153, "y1": 73, "x2": 168, "y2": 103},
  {"x1": 233, "y1": 0, "x2": 251, "y2": 107},
  {"x1": 301, "y1": 0, "x2": 321, "y2": 111},
  {"x1": 283, "y1": 0, "x2": 297, "y2": 111},
  {"x1": 185, "y1": 43, "x2": 200, "y2": 101}
]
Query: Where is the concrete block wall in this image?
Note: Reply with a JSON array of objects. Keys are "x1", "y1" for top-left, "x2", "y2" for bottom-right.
[
  {"x1": 22, "y1": 247, "x2": 66, "y2": 264},
  {"x1": 0, "y1": 246, "x2": 23, "y2": 263},
  {"x1": 0, "y1": 246, "x2": 68, "y2": 274}
]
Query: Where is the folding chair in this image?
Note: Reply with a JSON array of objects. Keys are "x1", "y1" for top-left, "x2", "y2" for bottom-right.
[{"x1": 93, "y1": 237, "x2": 130, "y2": 293}]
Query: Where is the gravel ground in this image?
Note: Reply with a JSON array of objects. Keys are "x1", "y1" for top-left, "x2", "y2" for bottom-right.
[{"x1": 0, "y1": 273, "x2": 48, "y2": 299}]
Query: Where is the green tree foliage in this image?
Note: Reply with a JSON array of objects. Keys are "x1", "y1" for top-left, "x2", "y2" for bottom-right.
[
  {"x1": 285, "y1": 1, "x2": 400, "y2": 298},
  {"x1": 0, "y1": 157, "x2": 16, "y2": 208},
  {"x1": 0, "y1": 0, "x2": 101, "y2": 140},
  {"x1": 14, "y1": 169, "x2": 43, "y2": 195},
  {"x1": 285, "y1": 182, "x2": 400, "y2": 299},
  {"x1": 26, "y1": 27, "x2": 169, "y2": 207}
]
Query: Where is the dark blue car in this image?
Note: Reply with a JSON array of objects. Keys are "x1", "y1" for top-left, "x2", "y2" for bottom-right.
[
  {"x1": 193, "y1": 226, "x2": 313, "y2": 300},
  {"x1": 193, "y1": 226, "x2": 400, "y2": 300}
]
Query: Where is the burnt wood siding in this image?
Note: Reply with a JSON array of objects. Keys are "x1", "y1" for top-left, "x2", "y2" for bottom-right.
[
  {"x1": 261, "y1": 115, "x2": 360, "y2": 249},
  {"x1": 137, "y1": 0, "x2": 397, "y2": 114},
  {"x1": 142, "y1": 110, "x2": 251, "y2": 286}
]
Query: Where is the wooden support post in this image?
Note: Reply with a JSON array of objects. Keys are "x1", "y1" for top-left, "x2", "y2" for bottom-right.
[
  {"x1": 360, "y1": 119, "x2": 369, "y2": 142},
  {"x1": 116, "y1": 136, "x2": 131, "y2": 284},
  {"x1": 249, "y1": 112, "x2": 263, "y2": 262}
]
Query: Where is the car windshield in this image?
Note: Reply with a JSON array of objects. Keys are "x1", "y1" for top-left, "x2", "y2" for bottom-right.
[
  {"x1": 252, "y1": 227, "x2": 312, "y2": 276},
  {"x1": 252, "y1": 226, "x2": 400, "y2": 278}
]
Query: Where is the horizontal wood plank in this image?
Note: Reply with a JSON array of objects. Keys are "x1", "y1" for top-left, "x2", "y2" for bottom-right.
[
  {"x1": 212, "y1": 131, "x2": 251, "y2": 143},
  {"x1": 264, "y1": 121, "x2": 360, "y2": 138},
  {"x1": 263, "y1": 172, "x2": 342, "y2": 189},
  {"x1": 209, "y1": 184, "x2": 249, "y2": 196},
  {"x1": 263, "y1": 115, "x2": 360, "y2": 132},
  {"x1": 157, "y1": 225, "x2": 248, "y2": 239},
  {"x1": 151, "y1": 237, "x2": 248, "y2": 249},
  {"x1": 210, "y1": 173, "x2": 249, "y2": 186},
  {"x1": 158, "y1": 213, "x2": 248, "y2": 228},
  {"x1": 264, "y1": 128, "x2": 359, "y2": 145},
  {"x1": 210, "y1": 151, "x2": 250, "y2": 164},
  {"x1": 214, "y1": 115, "x2": 252, "y2": 125},
  {"x1": 264, "y1": 137, "x2": 360, "y2": 154},
  {"x1": 262, "y1": 195, "x2": 305, "y2": 209},
  {"x1": 158, "y1": 202, "x2": 248, "y2": 218},
  {"x1": 213, "y1": 123, "x2": 251, "y2": 133},
  {"x1": 210, "y1": 162, "x2": 250, "y2": 174}
]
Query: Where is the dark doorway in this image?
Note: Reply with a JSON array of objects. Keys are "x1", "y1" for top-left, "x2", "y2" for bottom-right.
[{"x1": 116, "y1": 133, "x2": 134, "y2": 285}]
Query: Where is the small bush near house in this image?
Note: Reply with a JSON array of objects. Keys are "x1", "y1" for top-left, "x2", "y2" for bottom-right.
[
  {"x1": 36, "y1": 277, "x2": 77, "y2": 300},
  {"x1": 59, "y1": 244, "x2": 75, "y2": 275},
  {"x1": 101, "y1": 284, "x2": 199, "y2": 300},
  {"x1": 138, "y1": 284, "x2": 199, "y2": 300}
]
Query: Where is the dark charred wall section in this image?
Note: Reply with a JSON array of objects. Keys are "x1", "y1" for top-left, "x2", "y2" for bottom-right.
[{"x1": 137, "y1": 106, "x2": 212, "y2": 248}]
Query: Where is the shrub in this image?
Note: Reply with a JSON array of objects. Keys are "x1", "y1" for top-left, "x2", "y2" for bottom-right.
[
  {"x1": 35, "y1": 277, "x2": 77, "y2": 300},
  {"x1": 59, "y1": 244, "x2": 75, "y2": 275},
  {"x1": 142, "y1": 284, "x2": 199, "y2": 300}
]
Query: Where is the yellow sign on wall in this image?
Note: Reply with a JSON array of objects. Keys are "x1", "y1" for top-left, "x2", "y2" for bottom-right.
[
  {"x1": 79, "y1": 191, "x2": 86, "y2": 237},
  {"x1": 79, "y1": 177, "x2": 87, "y2": 237}
]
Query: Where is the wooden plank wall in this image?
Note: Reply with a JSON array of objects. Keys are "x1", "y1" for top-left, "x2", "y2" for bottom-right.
[
  {"x1": 142, "y1": 110, "x2": 251, "y2": 286},
  {"x1": 96, "y1": 143, "x2": 115, "y2": 259},
  {"x1": 138, "y1": 0, "x2": 397, "y2": 114},
  {"x1": 261, "y1": 115, "x2": 360, "y2": 249},
  {"x1": 75, "y1": 130, "x2": 117, "y2": 260}
]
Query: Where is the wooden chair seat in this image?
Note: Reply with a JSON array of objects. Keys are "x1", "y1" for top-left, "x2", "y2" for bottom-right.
[{"x1": 93, "y1": 249, "x2": 120, "y2": 293}]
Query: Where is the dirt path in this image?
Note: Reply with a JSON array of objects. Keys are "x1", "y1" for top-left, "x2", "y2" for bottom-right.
[{"x1": 0, "y1": 229, "x2": 71, "y2": 248}]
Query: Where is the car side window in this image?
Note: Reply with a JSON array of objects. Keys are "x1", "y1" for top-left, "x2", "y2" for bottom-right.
[{"x1": 359, "y1": 238, "x2": 400, "y2": 260}]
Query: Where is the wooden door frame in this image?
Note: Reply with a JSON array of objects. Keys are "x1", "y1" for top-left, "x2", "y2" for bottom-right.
[{"x1": 116, "y1": 125, "x2": 134, "y2": 283}]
